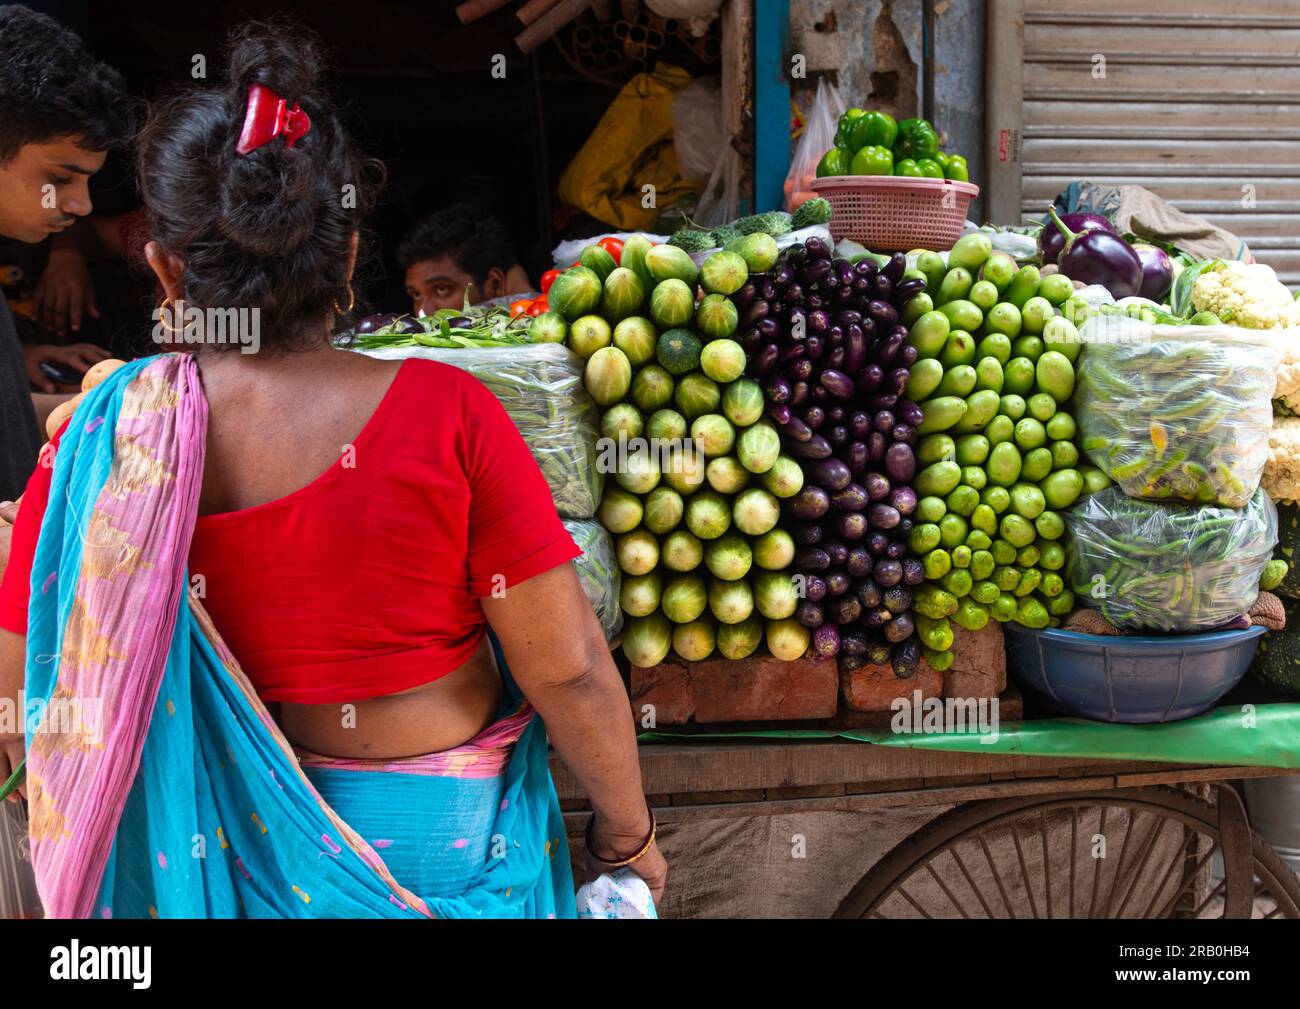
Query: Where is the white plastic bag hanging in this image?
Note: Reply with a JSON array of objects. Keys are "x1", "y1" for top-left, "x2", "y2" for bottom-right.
[
  {"x1": 693, "y1": 140, "x2": 741, "y2": 228},
  {"x1": 784, "y1": 78, "x2": 843, "y2": 212},
  {"x1": 671, "y1": 75, "x2": 723, "y2": 183}
]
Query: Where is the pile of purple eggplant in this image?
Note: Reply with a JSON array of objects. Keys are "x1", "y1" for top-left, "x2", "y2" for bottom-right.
[{"x1": 731, "y1": 237, "x2": 925, "y2": 678}]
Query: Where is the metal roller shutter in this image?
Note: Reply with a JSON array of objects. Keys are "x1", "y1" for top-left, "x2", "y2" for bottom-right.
[{"x1": 1018, "y1": 0, "x2": 1300, "y2": 283}]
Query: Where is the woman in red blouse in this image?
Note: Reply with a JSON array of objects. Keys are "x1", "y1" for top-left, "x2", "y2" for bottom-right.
[{"x1": 0, "y1": 24, "x2": 663, "y2": 916}]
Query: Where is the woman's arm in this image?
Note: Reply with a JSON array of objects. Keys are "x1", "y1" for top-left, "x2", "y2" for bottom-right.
[{"x1": 481, "y1": 562, "x2": 666, "y2": 900}]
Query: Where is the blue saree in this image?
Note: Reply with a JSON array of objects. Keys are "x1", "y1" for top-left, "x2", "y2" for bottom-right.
[{"x1": 24, "y1": 353, "x2": 576, "y2": 918}]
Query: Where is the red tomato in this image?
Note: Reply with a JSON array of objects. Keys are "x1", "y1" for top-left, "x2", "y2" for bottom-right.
[
  {"x1": 510, "y1": 299, "x2": 534, "y2": 318},
  {"x1": 569, "y1": 261, "x2": 580, "y2": 269},
  {"x1": 597, "y1": 236, "x2": 624, "y2": 264},
  {"x1": 525, "y1": 300, "x2": 549, "y2": 317},
  {"x1": 540, "y1": 269, "x2": 560, "y2": 294}
]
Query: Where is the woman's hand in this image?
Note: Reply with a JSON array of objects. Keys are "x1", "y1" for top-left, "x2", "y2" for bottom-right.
[
  {"x1": 586, "y1": 824, "x2": 667, "y2": 907},
  {"x1": 35, "y1": 247, "x2": 99, "y2": 337}
]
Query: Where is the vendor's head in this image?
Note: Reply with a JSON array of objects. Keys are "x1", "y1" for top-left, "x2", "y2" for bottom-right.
[
  {"x1": 135, "y1": 20, "x2": 383, "y2": 351},
  {"x1": 0, "y1": 5, "x2": 133, "y2": 243},
  {"x1": 396, "y1": 204, "x2": 517, "y2": 315}
]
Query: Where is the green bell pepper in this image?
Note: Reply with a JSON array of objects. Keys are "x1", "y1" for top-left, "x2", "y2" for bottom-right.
[
  {"x1": 916, "y1": 158, "x2": 945, "y2": 179},
  {"x1": 943, "y1": 153, "x2": 970, "y2": 182},
  {"x1": 850, "y1": 144, "x2": 894, "y2": 176},
  {"x1": 835, "y1": 108, "x2": 866, "y2": 149},
  {"x1": 816, "y1": 147, "x2": 852, "y2": 178},
  {"x1": 846, "y1": 110, "x2": 898, "y2": 153},
  {"x1": 894, "y1": 158, "x2": 924, "y2": 178},
  {"x1": 895, "y1": 118, "x2": 939, "y2": 161}
]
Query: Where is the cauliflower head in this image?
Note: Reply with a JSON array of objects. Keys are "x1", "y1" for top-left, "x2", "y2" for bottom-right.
[
  {"x1": 1191, "y1": 260, "x2": 1300, "y2": 330},
  {"x1": 1264, "y1": 415, "x2": 1300, "y2": 504},
  {"x1": 1276, "y1": 328, "x2": 1300, "y2": 414}
]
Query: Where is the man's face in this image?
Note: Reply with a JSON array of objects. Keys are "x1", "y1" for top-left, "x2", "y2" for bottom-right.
[
  {"x1": 404, "y1": 256, "x2": 504, "y2": 316},
  {"x1": 0, "y1": 137, "x2": 105, "y2": 244}
]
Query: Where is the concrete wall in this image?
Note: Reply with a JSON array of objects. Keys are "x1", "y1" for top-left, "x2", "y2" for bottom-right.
[{"x1": 788, "y1": 0, "x2": 987, "y2": 220}]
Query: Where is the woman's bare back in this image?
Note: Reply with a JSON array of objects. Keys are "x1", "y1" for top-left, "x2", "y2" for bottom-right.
[{"x1": 194, "y1": 347, "x2": 503, "y2": 759}]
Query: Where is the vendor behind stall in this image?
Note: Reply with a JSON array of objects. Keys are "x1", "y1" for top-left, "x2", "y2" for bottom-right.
[{"x1": 396, "y1": 202, "x2": 532, "y2": 315}]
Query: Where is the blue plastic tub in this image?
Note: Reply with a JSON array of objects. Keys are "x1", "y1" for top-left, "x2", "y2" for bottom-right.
[{"x1": 1003, "y1": 624, "x2": 1265, "y2": 724}]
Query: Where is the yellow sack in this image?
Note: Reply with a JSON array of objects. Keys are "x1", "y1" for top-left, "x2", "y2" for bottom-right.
[{"x1": 558, "y1": 62, "x2": 695, "y2": 232}]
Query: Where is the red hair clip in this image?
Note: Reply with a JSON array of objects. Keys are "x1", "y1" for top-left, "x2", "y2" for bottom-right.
[{"x1": 235, "y1": 83, "x2": 312, "y2": 155}]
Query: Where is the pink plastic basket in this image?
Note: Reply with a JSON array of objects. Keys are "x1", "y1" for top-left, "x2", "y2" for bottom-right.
[{"x1": 810, "y1": 176, "x2": 980, "y2": 252}]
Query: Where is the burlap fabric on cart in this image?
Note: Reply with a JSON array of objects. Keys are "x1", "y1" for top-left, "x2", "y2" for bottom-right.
[{"x1": 569, "y1": 798, "x2": 1210, "y2": 918}]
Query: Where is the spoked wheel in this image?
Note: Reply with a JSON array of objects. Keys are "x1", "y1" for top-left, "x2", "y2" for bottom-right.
[{"x1": 835, "y1": 785, "x2": 1300, "y2": 919}]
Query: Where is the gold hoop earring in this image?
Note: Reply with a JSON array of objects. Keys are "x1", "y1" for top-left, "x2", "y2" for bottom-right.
[
  {"x1": 157, "y1": 297, "x2": 183, "y2": 335},
  {"x1": 333, "y1": 283, "x2": 355, "y2": 315}
]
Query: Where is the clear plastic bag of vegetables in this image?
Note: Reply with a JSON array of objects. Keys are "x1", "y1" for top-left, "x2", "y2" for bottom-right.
[
  {"x1": 1075, "y1": 317, "x2": 1279, "y2": 508},
  {"x1": 564, "y1": 518, "x2": 623, "y2": 641},
  {"x1": 1066, "y1": 486, "x2": 1278, "y2": 632},
  {"x1": 357, "y1": 342, "x2": 602, "y2": 519}
]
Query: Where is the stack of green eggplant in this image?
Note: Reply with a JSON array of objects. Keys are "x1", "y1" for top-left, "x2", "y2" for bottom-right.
[{"x1": 901, "y1": 233, "x2": 1093, "y2": 668}]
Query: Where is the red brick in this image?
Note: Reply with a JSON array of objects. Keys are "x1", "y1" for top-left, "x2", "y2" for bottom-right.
[
  {"x1": 691, "y1": 653, "x2": 837, "y2": 722},
  {"x1": 629, "y1": 660, "x2": 694, "y2": 726},
  {"x1": 942, "y1": 622, "x2": 1007, "y2": 700},
  {"x1": 997, "y1": 684, "x2": 1023, "y2": 722},
  {"x1": 840, "y1": 660, "x2": 942, "y2": 712},
  {"x1": 631, "y1": 652, "x2": 838, "y2": 724}
]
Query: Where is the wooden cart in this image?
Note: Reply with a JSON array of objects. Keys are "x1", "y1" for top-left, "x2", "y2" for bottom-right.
[{"x1": 551, "y1": 741, "x2": 1300, "y2": 918}]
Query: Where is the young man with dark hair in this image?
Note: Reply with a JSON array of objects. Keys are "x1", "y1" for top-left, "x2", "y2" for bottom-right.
[
  {"x1": 396, "y1": 202, "x2": 532, "y2": 316},
  {"x1": 0, "y1": 4, "x2": 132, "y2": 509}
]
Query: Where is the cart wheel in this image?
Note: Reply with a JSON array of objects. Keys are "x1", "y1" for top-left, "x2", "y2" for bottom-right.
[{"x1": 836, "y1": 785, "x2": 1300, "y2": 919}]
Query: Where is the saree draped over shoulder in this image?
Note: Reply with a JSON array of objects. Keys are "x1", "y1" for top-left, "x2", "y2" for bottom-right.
[{"x1": 22, "y1": 353, "x2": 576, "y2": 918}]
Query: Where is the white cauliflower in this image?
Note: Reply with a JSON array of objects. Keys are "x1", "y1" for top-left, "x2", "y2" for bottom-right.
[
  {"x1": 1276, "y1": 329, "x2": 1300, "y2": 414},
  {"x1": 1264, "y1": 415, "x2": 1300, "y2": 504},
  {"x1": 1191, "y1": 260, "x2": 1300, "y2": 330}
]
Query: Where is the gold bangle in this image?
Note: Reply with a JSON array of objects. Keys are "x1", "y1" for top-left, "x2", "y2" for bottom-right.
[{"x1": 585, "y1": 804, "x2": 656, "y2": 869}]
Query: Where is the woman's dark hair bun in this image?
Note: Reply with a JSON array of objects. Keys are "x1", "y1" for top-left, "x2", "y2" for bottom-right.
[
  {"x1": 227, "y1": 21, "x2": 322, "y2": 101},
  {"x1": 217, "y1": 25, "x2": 323, "y2": 257},
  {"x1": 137, "y1": 18, "x2": 385, "y2": 349}
]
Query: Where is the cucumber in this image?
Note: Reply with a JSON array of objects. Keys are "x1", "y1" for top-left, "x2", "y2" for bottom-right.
[
  {"x1": 646, "y1": 244, "x2": 700, "y2": 286},
  {"x1": 548, "y1": 266, "x2": 603, "y2": 321},
  {"x1": 580, "y1": 244, "x2": 617, "y2": 283},
  {"x1": 621, "y1": 234, "x2": 655, "y2": 291}
]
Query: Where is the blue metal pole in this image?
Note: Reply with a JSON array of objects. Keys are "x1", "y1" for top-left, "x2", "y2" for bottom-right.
[{"x1": 754, "y1": 0, "x2": 792, "y2": 214}]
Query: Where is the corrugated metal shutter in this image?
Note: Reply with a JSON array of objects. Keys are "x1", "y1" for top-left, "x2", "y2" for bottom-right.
[{"x1": 1019, "y1": 0, "x2": 1300, "y2": 284}]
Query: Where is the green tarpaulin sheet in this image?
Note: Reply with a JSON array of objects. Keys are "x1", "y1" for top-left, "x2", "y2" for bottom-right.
[{"x1": 638, "y1": 702, "x2": 1300, "y2": 769}]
